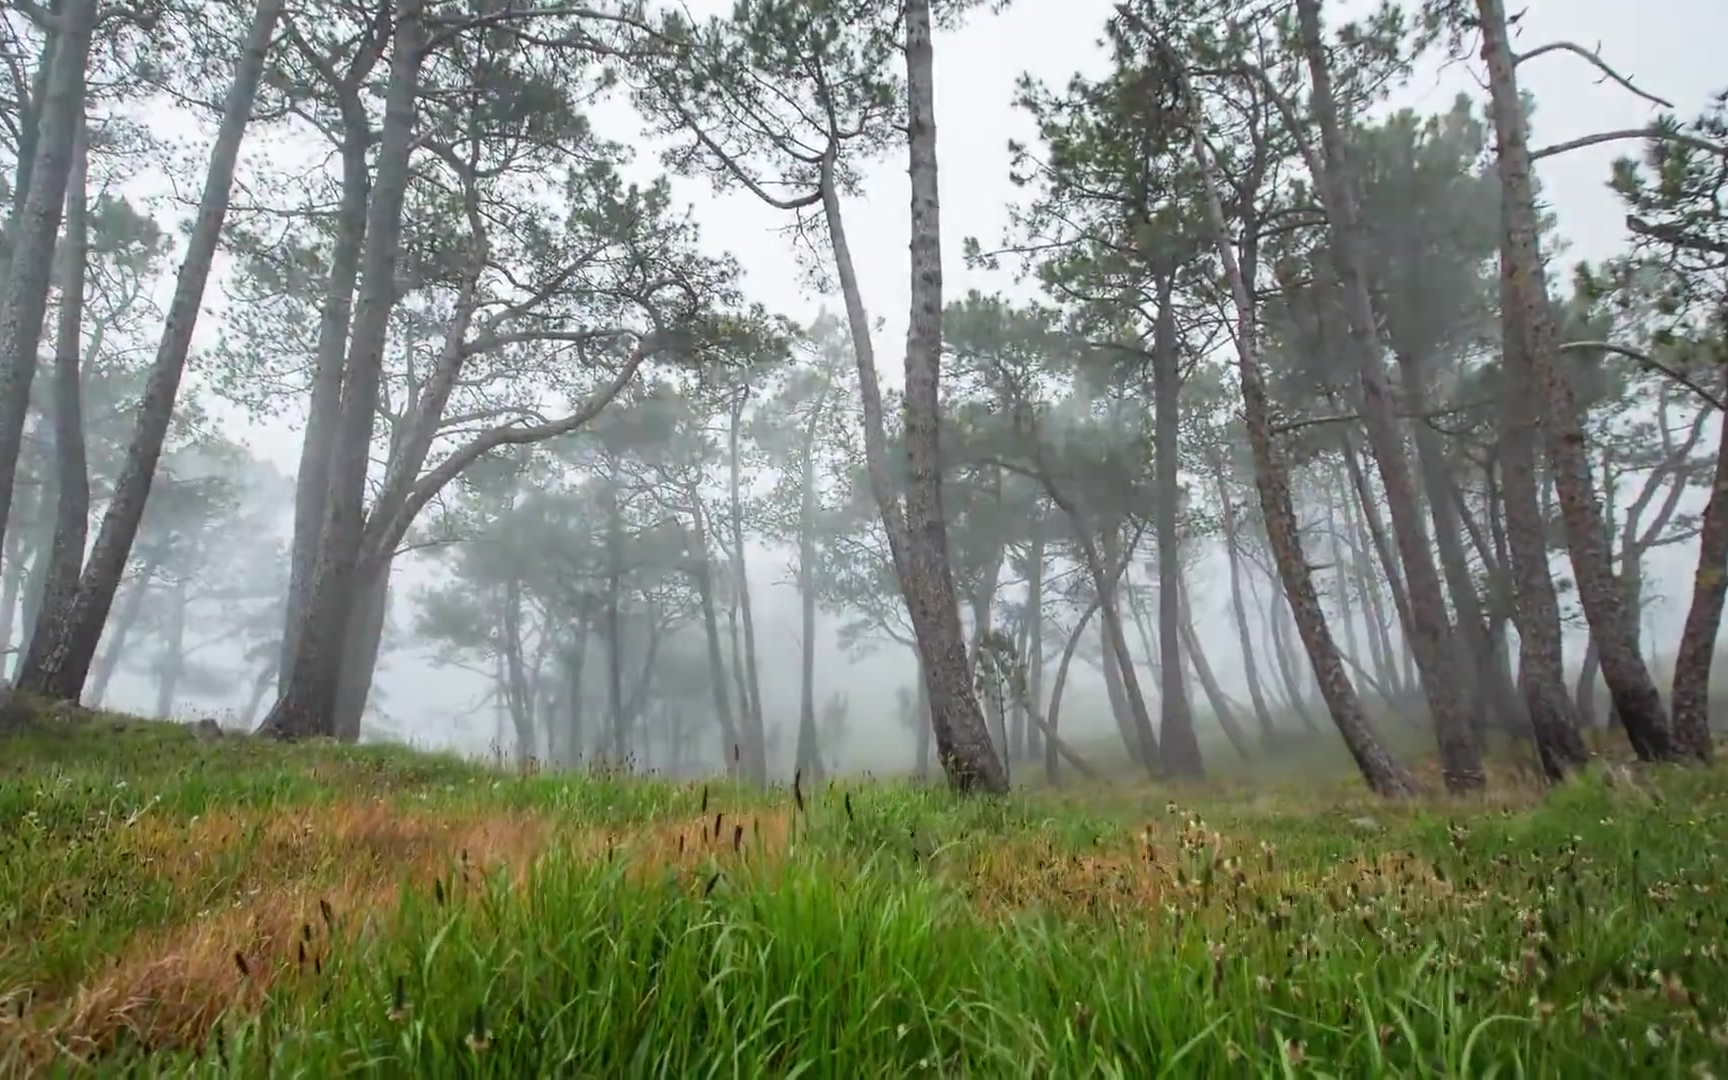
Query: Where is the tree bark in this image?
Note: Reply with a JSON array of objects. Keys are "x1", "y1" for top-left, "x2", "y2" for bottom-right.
[
  {"x1": 1175, "y1": 51, "x2": 1413, "y2": 796},
  {"x1": 1297, "y1": 0, "x2": 1481, "y2": 790},
  {"x1": 0, "y1": 0, "x2": 96, "y2": 565},
  {"x1": 726, "y1": 390, "x2": 769, "y2": 781},
  {"x1": 87, "y1": 559, "x2": 156, "y2": 707},
  {"x1": 1178, "y1": 582, "x2": 1252, "y2": 759},
  {"x1": 23, "y1": 114, "x2": 89, "y2": 680},
  {"x1": 1475, "y1": 0, "x2": 1672, "y2": 760},
  {"x1": 332, "y1": 556, "x2": 392, "y2": 741},
  {"x1": 153, "y1": 576, "x2": 188, "y2": 719},
  {"x1": 1022, "y1": 514, "x2": 1046, "y2": 761},
  {"x1": 686, "y1": 494, "x2": 740, "y2": 776},
  {"x1": 1151, "y1": 279, "x2": 1201, "y2": 777},
  {"x1": 281, "y1": 88, "x2": 371, "y2": 688},
  {"x1": 795, "y1": 401, "x2": 823, "y2": 781},
  {"x1": 21, "y1": 0, "x2": 286, "y2": 701},
  {"x1": 813, "y1": 0, "x2": 1005, "y2": 793},
  {"x1": 1046, "y1": 595, "x2": 1103, "y2": 787},
  {"x1": 258, "y1": 1, "x2": 421, "y2": 738},
  {"x1": 1671, "y1": 392, "x2": 1728, "y2": 761}
]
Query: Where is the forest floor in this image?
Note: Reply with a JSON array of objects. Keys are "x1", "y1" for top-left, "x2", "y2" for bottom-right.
[{"x1": 1, "y1": 703, "x2": 1726, "y2": 1076}]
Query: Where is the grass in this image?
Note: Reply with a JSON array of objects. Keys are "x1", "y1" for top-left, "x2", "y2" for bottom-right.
[{"x1": 1, "y1": 703, "x2": 1726, "y2": 1076}]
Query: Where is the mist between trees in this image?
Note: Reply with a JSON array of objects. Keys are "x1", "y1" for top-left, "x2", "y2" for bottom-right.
[{"x1": 0, "y1": 0, "x2": 1725, "y2": 798}]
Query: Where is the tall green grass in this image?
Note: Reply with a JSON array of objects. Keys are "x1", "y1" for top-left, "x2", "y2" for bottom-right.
[{"x1": 2, "y1": 708, "x2": 1726, "y2": 1077}]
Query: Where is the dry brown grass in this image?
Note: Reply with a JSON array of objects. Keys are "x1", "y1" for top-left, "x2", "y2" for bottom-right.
[{"x1": 3, "y1": 799, "x2": 799, "y2": 1070}]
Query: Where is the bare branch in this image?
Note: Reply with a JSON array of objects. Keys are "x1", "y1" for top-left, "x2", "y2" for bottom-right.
[
  {"x1": 1512, "y1": 41, "x2": 1673, "y2": 109},
  {"x1": 1532, "y1": 127, "x2": 1728, "y2": 163}
]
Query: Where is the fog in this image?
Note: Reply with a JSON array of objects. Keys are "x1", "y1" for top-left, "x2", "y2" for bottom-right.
[{"x1": 2, "y1": 0, "x2": 1725, "y2": 786}]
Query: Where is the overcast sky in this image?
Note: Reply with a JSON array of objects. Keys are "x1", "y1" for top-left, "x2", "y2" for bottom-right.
[{"x1": 92, "y1": 0, "x2": 1728, "y2": 767}]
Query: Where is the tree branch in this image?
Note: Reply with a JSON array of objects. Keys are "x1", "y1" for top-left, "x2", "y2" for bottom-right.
[
  {"x1": 1532, "y1": 127, "x2": 1728, "y2": 163},
  {"x1": 1557, "y1": 340, "x2": 1725, "y2": 411},
  {"x1": 1512, "y1": 41, "x2": 1673, "y2": 109}
]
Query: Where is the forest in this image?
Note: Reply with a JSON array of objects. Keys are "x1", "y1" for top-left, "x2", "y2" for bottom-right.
[{"x1": 1, "y1": 0, "x2": 1726, "y2": 1073}]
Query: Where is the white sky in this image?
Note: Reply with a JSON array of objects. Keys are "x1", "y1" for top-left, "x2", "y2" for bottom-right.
[{"x1": 85, "y1": 0, "x2": 1728, "y2": 767}]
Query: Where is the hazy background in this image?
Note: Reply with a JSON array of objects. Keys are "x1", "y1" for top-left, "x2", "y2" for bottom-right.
[{"x1": 83, "y1": 0, "x2": 1728, "y2": 772}]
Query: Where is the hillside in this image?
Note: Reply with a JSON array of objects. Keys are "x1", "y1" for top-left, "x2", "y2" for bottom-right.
[{"x1": 1, "y1": 707, "x2": 1726, "y2": 1076}]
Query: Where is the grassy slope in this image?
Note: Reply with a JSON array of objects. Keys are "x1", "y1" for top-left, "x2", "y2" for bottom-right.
[{"x1": 1, "y1": 708, "x2": 1726, "y2": 1077}]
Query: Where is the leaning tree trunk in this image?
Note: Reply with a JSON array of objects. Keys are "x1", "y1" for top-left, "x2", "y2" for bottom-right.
[
  {"x1": 1174, "y1": 53, "x2": 1413, "y2": 797},
  {"x1": 1046, "y1": 595, "x2": 1104, "y2": 787},
  {"x1": 259, "y1": 3, "x2": 420, "y2": 739},
  {"x1": 1178, "y1": 582, "x2": 1252, "y2": 760},
  {"x1": 1670, "y1": 392, "x2": 1728, "y2": 761},
  {"x1": 1297, "y1": 0, "x2": 1482, "y2": 790},
  {"x1": 1475, "y1": 0, "x2": 1672, "y2": 760},
  {"x1": 0, "y1": 0, "x2": 97, "y2": 566},
  {"x1": 1217, "y1": 473, "x2": 1278, "y2": 741},
  {"x1": 21, "y1": 0, "x2": 287, "y2": 703},
  {"x1": 86, "y1": 559, "x2": 157, "y2": 706}
]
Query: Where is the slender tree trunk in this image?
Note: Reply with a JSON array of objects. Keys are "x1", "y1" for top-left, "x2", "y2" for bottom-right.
[
  {"x1": 814, "y1": 2, "x2": 1005, "y2": 793},
  {"x1": 1099, "y1": 614, "x2": 1141, "y2": 763},
  {"x1": 1179, "y1": 582, "x2": 1252, "y2": 760},
  {"x1": 913, "y1": 652, "x2": 932, "y2": 780},
  {"x1": 0, "y1": 0, "x2": 96, "y2": 564},
  {"x1": 1175, "y1": 60, "x2": 1412, "y2": 795},
  {"x1": 1046, "y1": 596, "x2": 1103, "y2": 787},
  {"x1": 258, "y1": 2, "x2": 420, "y2": 738},
  {"x1": 1403, "y1": 352, "x2": 1526, "y2": 739},
  {"x1": 153, "y1": 576, "x2": 188, "y2": 720},
  {"x1": 87, "y1": 560, "x2": 155, "y2": 707},
  {"x1": 1023, "y1": 515, "x2": 1046, "y2": 762},
  {"x1": 1297, "y1": 0, "x2": 1482, "y2": 790},
  {"x1": 603, "y1": 481, "x2": 624, "y2": 764},
  {"x1": 25, "y1": 115, "x2": 89, "y2": 682},
  {"x1": 1474, "y1": 0, "x2": 1671, "y2": 760},
  {"x1": 1217, "y1": 474, "x2": 1277, "y2": 741},
  {"x1": 23, "y1": 0, "x2": 287, "y2": 702},
  {"x1": 796, "y1": 456, "x2": 822, "y2": 782},
  {"x1": 891, "y1": 0, "x2": 1007, "y2": 793},
  {"x1": 727, "y1": 392, "x2": 769, "y2": 782},
  {"x1": 1151, "y1": 281, "x2": 1201, "y2": 776},
  {"x1": 687, "y1": 496, "x2": 739, "y2": 775},
  {"x1": 1670, "y1": 392, "x2": 1728, "y2": 761},
  {"x1": 0, "y1": 526, "x2": 22, "y2": 675}
]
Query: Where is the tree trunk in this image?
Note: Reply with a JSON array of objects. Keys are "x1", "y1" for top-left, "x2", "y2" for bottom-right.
[
  {"x1": 0, "y1": 0, "x2": 96, "y2": 564},
  {"x1": 1178, "y1": 582, "x2": 1252, "y2": 760},
  {"x1": 332, "y1": 557, "x2": 391, "y2": 742},
  {"x1": 1176, "y1": 57, "x2": 1413, "y2": 796},
  {"x1": 1403, "y1": 352, "x2": 1527, "y2": 739},
  {"x1": 24, "y1": 114, "x2": 90, "y2": 683},
  {"x1": 891, "y1": 0, "x2": 1008, "y2": 793},
  {"x1": 1475, "y1": 0, "x2": 1671, "y2": 760},
  {"x1": 1151, "y1": 280, "x2": 1201, "y2": 777},
  {"x1": 258, "y1": 2, "x2": 420, "y2": 738},
  {"x1": 87, "y1": 561, "x2": 155, "y2": 707},
  {"x1": 814, "y1": 0, "x2": 1005, "y2": 793},
  {"x1": 0, "y1": 525, "x2": 22, "y2": 675},
  {"x1": 282, "y1": 96, "x2": 371, "y2": 689},
  {"x1": 603, "y1": 480, "x2": 624, "y2": 764},
  {"x1": 1670, "y1": 398, "x2": 1728, "y2": 761},
  {"x1": 686, "y1": 494, "x2": 740, "y2": 775},
  {"x1": 561, "y1": 630, "x2": 587, "y2": 766},
  {"x1": 914, "y1": 652, "x2": 932, "y2": 780},
  {"x1": 152, "y1": 577, "x2": 189, "y2": 719},
  {"x1": 795, "y1": 401, "x2": 823, "y2": 781},
  {"x1": 728, "y1": 391, "x2": 769, "y2": 782},
  {"x1": 1217, "y1": 473, "x2": 1277, "y2": 741},
  {"x1": 1098, "y1": 613, "x2": 1141, "y2": 764},
  {"x1": 1046, "y1": 595, "x2": 1103, "y2": 787},
  {"x1": 22, "y1": 0, "x2": 287, "y2": 702},
  {"x1": 1022, "y1": 515, "x2": 1046, "y2": 762},
  {"x1": 1092, "y1": 525, "x2": 1160, "y2": 773},
  {"x1": 1297, "y1": 0, "x2": 1482, "y2": 791}
]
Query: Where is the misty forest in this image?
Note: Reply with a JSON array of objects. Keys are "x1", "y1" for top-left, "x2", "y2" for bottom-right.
[{"x1": 1, "y1": 0, "x2": 1726, "y2": 1073}]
